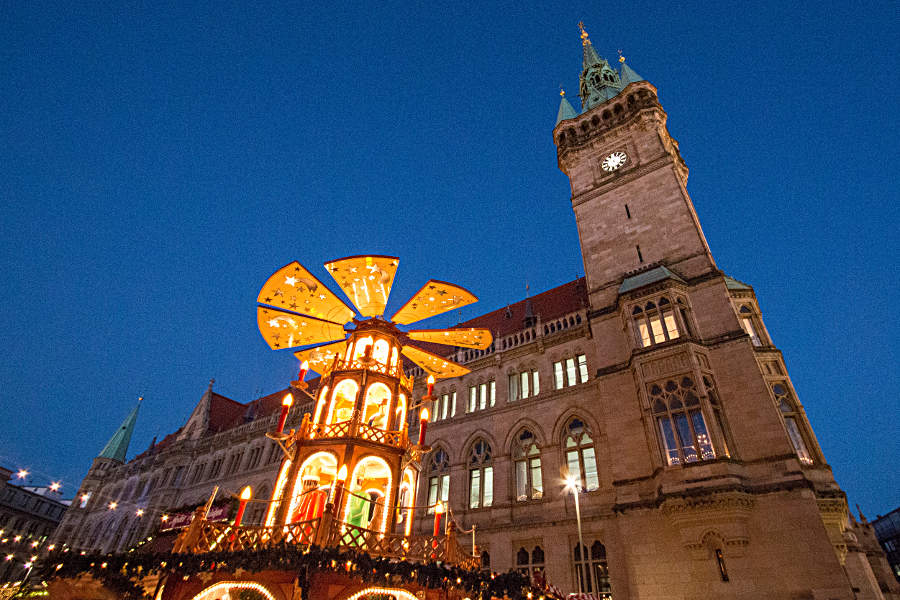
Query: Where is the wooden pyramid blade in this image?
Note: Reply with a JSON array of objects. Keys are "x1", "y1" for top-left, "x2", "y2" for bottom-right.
[
  {"x1": 390, "y1": 280, "x2": 478, "y2": 325},
  {"x1": 401, "y1": 344, "x2": 470, "y2": 379},
  {"x1": 293, "y1": 340, "x2": 347, "y2": 374},
  {"x1": 257, "y1": 261, "x2": 356, "y2": 324},
  {"x1": 406, "y1": 328, "x2": 493, "y2": 350},
  {"x1": 324, "y1": 255, "x2": 399, "y2": 317},
  {"x1": 257, "y1": 306, "x2": 347, "y2": 350}
]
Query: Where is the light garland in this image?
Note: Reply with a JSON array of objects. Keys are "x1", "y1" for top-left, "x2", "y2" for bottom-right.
[
  {"x1": 344, "y1": 587, "x2": 419, "y2": 600},
  {"x1": 189, "y1": 581, "x2": 276, "y2": 600}
]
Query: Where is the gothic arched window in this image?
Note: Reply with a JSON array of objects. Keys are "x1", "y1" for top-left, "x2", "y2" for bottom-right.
[
  {"x1": 564, "y1": 418, "x2": 599, "y2": 491},
  {"x1": 516, "y1": 545, "x2": 545, "y2": 578},
  {"x1": 651, "y1": 377, "x2": 715, "y2": 465},
  {"x1": 704, "y1": 376, "x2": 731, "y2": 458},
  {"x1": 427, "y1": 448, "x2": 450, "y2": 514},
  {"x1": 573, "y1": 541, "x2": 611, "y2": 594},
  {"x1": 737, "y1": 304, "x2": 765, "y2": 346},
  {"x1": 774, "y1": 383, "x2": 813, "y2": 465},
  {"x1": 468, "y1": 440, "x2": 493, "y2": 509},
  {"x1": 514, "y1": 430, "x2": 543, "y2": 501}
]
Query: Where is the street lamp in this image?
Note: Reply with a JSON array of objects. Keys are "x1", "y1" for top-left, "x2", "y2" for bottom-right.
[{"x1": 564, "y1": 472, "x2": 597, "y2": 595}]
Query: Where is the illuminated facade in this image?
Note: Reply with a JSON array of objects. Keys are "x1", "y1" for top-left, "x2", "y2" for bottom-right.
[{"x1": 48, "y1": 24, "x2": 900, "y2": 600}]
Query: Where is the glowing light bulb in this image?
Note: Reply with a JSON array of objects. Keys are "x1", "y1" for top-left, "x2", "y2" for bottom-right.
[
  {"x1": 337, "y1": 465, "x2": 348, "y2": 481},
  {"x1": 16, "y1": 470, "x2": 28, "y2": 479},
  {"x1": 240, "y1": 486, "x2": 252, "y2": 501},
  {"x1": 49, "y1": 482, "x2": 61, "y2": 492},
  {"x1": 135, "y1": 509, "x2": 144, "y2": 517},
  {"x1": 108, "y1": 502, "x2": 117, "y2": 510},
  {"x1": 282, "y1": 393, "x2": 294, "y2": 407}
]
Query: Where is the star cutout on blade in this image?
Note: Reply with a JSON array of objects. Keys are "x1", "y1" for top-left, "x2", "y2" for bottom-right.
[
  {"x1": 285, "y1": 276, "x2": 298, "y2": 286},
  {"x1": 274, "y1": 289, "x2": 283, "y2": 296}
]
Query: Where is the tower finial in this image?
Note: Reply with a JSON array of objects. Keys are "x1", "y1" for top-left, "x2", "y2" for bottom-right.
[
  {"x1": 560, "y1": 87, "x2": 566, "y2": 97},
  {"x1": 618, "y1": 49, "x2": 626, "y2": 63},
  {"x1": 578, "y1": 21, "x2": 590, "y2": 46}
]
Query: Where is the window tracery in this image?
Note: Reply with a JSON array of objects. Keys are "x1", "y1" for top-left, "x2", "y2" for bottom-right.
[
  {"x1": 426, "y1": 448, "x2": 449, "y2": 514},
  {"x1": 573, "y1": 540, "x2": 610, "y2": 594},
  {"x1": 651, "y1": 377, "x2": 715, "y2": 465},
  {"x1": 468, "y1": 440, "x2": 493, "y2": 509},
  {"x1": 564, "y1": 418, "x2": 599, "y2": 491},
  {"x1": 514, "y1": 429, "x2": 543, "y2": 501},
  {"x1": 773, "y1": 383, "x2": 813, "y2": 465}
]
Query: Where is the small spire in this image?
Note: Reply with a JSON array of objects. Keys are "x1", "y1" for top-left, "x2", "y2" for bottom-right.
[
  {"x1": 98, "y1": 401, "x2": 141, "y2": 463},
  {"x1": 208, "y1": 378, "x2": 215, "y2": 392},
  {"x1": 856, "y1": 504, "x2": 869, "y2": 523},
  {"x1": 556, "y1": 91, "x2": 577, "y2": 125}
]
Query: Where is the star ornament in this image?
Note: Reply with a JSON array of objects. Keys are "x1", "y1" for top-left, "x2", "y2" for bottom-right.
[{"x1": 256, "y1": 256, "x2": 492, "y2": 378}]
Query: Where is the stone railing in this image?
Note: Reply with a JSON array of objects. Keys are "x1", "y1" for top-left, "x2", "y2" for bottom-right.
[{"x1": 176, "y1": 512, "x2": 478, "y2": 569}]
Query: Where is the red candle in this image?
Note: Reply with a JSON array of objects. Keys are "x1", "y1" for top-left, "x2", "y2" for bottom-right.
[
  {"x1": 418, "y1": 408, "x2": 429, "y2": 446},
  {"x1": 276, "y1": 393, "x2": 294, "y2": 434},
  {"x1": 234, "y1": 486, "x2": 252, "y2": 528},
  {"x1": 426, "y1": 374, "x2": 435, "y2": 397},
  {"x1": 297, "y1": 360, "x2": 309, "y2": 382},
  {"x1": 433, "y1": 502, "x2": 444, "y2": 537},
  {"x1": 332, "y1": 465, "x2": 348, "y2": 516}
]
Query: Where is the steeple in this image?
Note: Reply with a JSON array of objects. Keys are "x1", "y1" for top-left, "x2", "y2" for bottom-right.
[
  {"x1": 578, "y1": 22, "x2": 622, "y2": 110},
  {"x1": 97, "y1": 398, "x2": 141, "y2": 463},
  {"x1": 618, "y1": 53, "x2": 645, "y2": 86},
  {"x1": 556, "y1": 89, "x2": 577, "y2": 125}
]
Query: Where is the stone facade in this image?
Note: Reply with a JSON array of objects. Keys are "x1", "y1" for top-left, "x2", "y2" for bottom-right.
[
  {"x1": 51, "y1": 385, "x2": 314, "y2": 555},
  {"x1": 51, "y1": 37, "x2": 900, "y2": 600}
]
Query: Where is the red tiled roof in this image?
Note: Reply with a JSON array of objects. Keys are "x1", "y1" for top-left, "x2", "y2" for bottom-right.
[
  {"x1": 407, "y1": 277, "x2": 588, "y2": 358},
  {"x1": 459, "y1": 277, "x2": 586, "y2": 338},
  {"x1": 207, "y1": 393, "x2": 248, "y2": 433}
]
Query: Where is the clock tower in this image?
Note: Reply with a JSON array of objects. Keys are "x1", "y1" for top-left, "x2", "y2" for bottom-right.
[{"x1": 554, "y1": 24, "x2": 715, "y2": 309}]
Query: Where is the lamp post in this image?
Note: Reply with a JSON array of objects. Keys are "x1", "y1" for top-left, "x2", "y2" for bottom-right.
[{"x1": 564, "y1": 473, "x2": 596, "y2": 596}]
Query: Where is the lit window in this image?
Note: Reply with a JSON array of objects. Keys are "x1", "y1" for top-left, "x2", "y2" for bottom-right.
[
  {"x1": 651, "y1": 377, "x2": 716, "y2": 465},
  {"x1": 633, "y1": 297, "x2": 684, "y2": 348},
  {"x1": 564, "y1": 418, "x2": 599, "y2": 491},
  {"x1": 510, "y1": 370, "x2": 540, "y2": 401},
  {"x1": 554, "y1": 356, "x2": 588, "y2": 388},
  {"x1": 739, "y1": 305, "x2": 762, "y2": 346},
  {"x1": 774, "y1": 383, "x2": 813, "y2": 465},
  {"x1": 513, "y1": 430, "x2": 543, "y2": 502},
  {"x1": 577, "y1": 354, "x2": 588, "y2": 383},
  {"x1": 427, "y1": 449, "x2": 450, "y2": 514},
  {"x1": 573, "y1": 541, "x2": 611, "y2": 594},
  {"x1": 468, "y1": 440, "x2": 493, "y2": 509},
  {"x1": 468, "y1": 386, "x2": 477, "y2": 413},
  {"x1": 479, "y1": 383, "x2": 487, "y2": 410},
  {"x1": 450, "y1": 391, "x2": 457, "y2": 417}
]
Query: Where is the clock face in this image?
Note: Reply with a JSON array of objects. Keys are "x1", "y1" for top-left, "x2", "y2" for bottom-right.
[{"x1": 601, "y1": 151, "x2": 628, "y2": 172}]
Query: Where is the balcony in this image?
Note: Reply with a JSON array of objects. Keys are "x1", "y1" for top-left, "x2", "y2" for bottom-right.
[
  {"x1": 306, "y1": 420, "x2": 408, "y2": 449},
  {"x1": 176, "y1": 513, "x2": 479, "y2": 569}
]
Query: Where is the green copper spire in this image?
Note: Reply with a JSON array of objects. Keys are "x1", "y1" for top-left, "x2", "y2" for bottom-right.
[
  {"x1": 556, "y1": 89, "x2": 577, "y2": 124},
  {"x1": 98, "y1": 398, "x2": 141, "y2": 462},
  {"x1": 618, "y1": 55, "x2": 645, "y2": 86},
  {"x1": 577, "y1": 22, "x2": 622, "y2": 111}
]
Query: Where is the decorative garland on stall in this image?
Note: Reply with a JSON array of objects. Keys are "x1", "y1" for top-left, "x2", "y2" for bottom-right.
[{"x1": 36, "y1": 544, "x2": 542, "y2": 600}]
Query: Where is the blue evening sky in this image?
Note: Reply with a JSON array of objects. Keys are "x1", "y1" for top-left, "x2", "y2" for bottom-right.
[{"x1": 1, "y1": 2, "x2": 897, "y2": 517}]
